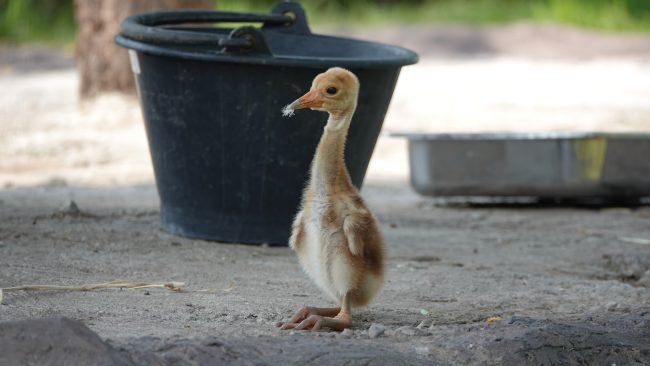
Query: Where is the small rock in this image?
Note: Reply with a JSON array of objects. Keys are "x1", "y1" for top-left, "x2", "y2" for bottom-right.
[
  {"x1": 588, "y1": 305, "x2": 604, "y2": 313},
  {"x1": 414, "y1": 346, "x2": 430, "y2": 356},
  {"x1": 368, "y1": 323, "x2": 386, "y2": 338},
  {"x1": 338, "y1": 328, "x2": 354, "y2": 338},
  {"x1": 470, "y1": 213, "x2": 485, "y2": 220},
  {"x1": 606, "y1": 302, "x2": 618, "y2": 311},
  {"x1": 55, "y1": 200, "x2": 81, "y2": 217},
  {"x1": 67, "y1": 201, "x2": 80, "y2": 213},
  {"x1": 617, "y1": 304, "x2": 631, "y2": 313},
  {"x1": 638, "y1": 270, "x2": 650, "y2": 287},
  {"x1": 396, "y1": 326, "x2": 421, "y2": 336},
  {"x1": 46, "y1": 177, "x2": 68, "y2": 187},
  {"x1": 355, "y1": 330, "x2": 368, "y2": 339},
  {"x1": 505, "y1": 316, "x2": 521, "y2": 325}
]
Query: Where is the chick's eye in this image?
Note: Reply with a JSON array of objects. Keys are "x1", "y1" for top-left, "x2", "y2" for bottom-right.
[{"x1": 326, "y1": 86, "x2": 337, "y2": 95}]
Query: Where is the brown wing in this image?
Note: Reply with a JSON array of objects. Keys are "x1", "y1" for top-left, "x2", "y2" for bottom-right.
[
  {"x1": 289, "y1": 210, "x2": 306, "y2": 251},
  {"x1": 343, "y1": 211, "x2": 385, "y2": 276}
]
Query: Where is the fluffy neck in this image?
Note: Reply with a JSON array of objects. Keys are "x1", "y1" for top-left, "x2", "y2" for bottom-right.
[{"x1": 309, "y1": 111, "x2": 354, "y2": 194}]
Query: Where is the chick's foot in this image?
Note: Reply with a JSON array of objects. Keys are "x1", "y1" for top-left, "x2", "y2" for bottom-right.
[
  {"x1": 278, "y1": 306, "x2": 343, "y2": 331},
  {"x1": 279, "y1": 306, "x2": 351, "y2": 331}
]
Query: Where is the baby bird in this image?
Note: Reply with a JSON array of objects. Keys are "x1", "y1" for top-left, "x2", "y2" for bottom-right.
[{"x1": 278, "y1": 67, "x2": 385, "y2": 331}]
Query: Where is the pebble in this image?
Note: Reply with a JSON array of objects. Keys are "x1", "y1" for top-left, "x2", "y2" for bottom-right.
[
  {"x1": 588, "y1": 305, "x2": 604, "y2": 313},
  {"x1": 355, "y1": 330, "x2": 369, "y2": 339},
  {"x1": 338, "y1": 328, "x2": 354, "y2": 338},
  {"x1": 470, "y1": 212, "x2": 486, "y2": 220},
  {"x1": 638, "y1": 270, "x2": 650, "y2": 287},
  {"x1": 54, "y1": 200, "x2": 81, "y2": 217},
  {"x1": 606, "y1": 301, "x2": 618, "y2": 311},
  {"x1": 395, "y1": 326, "x2": 422, "y2": 336},
  {"x1": 617, "y1": 304, "x2": 631, "y2": 313},
  {"x1": 66, "y1": 201, "x2": 81, "y2": 214},
  {"x1": 368, "y1": 323, "x2": 387, "y2": 338}
]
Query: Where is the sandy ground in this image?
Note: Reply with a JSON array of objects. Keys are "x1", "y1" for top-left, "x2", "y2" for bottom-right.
[{"x1": 1, "y1": 24, "x2": 650, "y2": 365}]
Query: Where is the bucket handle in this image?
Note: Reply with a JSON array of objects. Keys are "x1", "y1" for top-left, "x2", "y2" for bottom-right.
[{"x1": 119, "y1": 2, "x2": 310, "y2": 54}]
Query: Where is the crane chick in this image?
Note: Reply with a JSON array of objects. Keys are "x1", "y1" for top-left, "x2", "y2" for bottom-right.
[{"x1": 278, "y1": 67, "x2": 385, "y2": 331}]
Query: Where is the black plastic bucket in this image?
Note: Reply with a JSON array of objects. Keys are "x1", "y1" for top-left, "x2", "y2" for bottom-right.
[{"x1": 115, "y1": 2, "x2": 418, "y2": 245}]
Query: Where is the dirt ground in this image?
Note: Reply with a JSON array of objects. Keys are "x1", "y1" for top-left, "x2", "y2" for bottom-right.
[{"x1": 1, "y1": 23, "x2": 650, "y2": 365}]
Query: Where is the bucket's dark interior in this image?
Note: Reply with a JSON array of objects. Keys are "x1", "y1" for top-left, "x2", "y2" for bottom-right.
[{"x1": 116, "y1": 2, "x2": 417, "y2": 245}]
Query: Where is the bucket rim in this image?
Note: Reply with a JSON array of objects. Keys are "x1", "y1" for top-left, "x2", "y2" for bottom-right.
[
  {"x1": 114, "y1": 3, "x2": 418, "y2": 68},
  {"x1": 115, "y1": 32, "x2": 419, "y2": 68}
]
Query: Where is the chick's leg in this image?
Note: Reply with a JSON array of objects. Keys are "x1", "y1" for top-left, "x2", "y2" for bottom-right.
[{"x1": 287, "y1": 294, "x2": 352, "y2": 332}]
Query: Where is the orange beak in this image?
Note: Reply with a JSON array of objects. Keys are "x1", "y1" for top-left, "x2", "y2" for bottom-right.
[{"x1": 291, "y1": 89, "x2": 324, "y2": 110}]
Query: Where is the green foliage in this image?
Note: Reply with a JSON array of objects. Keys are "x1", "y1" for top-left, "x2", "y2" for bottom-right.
[
  {"x1": 0, "y1": 0, "x2": 75, "y2": 43},
  {"x1": 219, "y1": 0, "x2": 650, "y2": 31},
  {"x1": 530, "y1": 0, "x2": 650, "y2": 32},
  {"x1": 1, "y1": 0, "x2": 650, "y2": 44},
  {"x1": 218, "y1": 0, "x2": 531, "y2": 24}
]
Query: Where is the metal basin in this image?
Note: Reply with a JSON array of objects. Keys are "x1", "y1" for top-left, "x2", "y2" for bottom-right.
[{"x1": 392, "y1": 132, "x2": 650, "y2": 199}]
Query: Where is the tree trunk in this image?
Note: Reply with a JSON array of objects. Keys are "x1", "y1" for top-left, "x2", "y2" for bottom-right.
[{"x1": 74, "y1": 0, "x2": 214, "y2": 99}]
